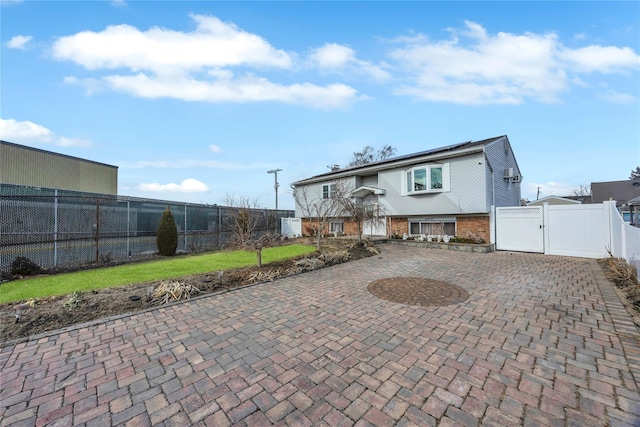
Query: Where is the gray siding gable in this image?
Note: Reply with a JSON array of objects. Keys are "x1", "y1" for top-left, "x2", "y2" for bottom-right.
[{"x1": 483, "y1": 137, "x2": 522, "y2": 209}]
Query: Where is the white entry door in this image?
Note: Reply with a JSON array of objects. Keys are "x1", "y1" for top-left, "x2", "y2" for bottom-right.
[
  {"x1": 496, "y1": 207, "x2": 544, "y2": 253},
  {"x1": 363, "y1": 216, "x2": 387, "y2": 236}
]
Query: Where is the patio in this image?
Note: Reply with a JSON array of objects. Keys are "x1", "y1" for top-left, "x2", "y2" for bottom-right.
[{"x1": 1, "y1": 244, "x2": 639, "y2": 426}]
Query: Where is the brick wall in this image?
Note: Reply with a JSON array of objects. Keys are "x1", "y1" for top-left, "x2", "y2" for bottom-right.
[
  {"x1": 456, "y1": 215, "x2": 490, "y2": 242},
  {"x1": 388, "y1": 217, "x2": 408, "y2": 237},
  {"x1": 301, "y1": 215, "x2": 490, "y2": 241}
]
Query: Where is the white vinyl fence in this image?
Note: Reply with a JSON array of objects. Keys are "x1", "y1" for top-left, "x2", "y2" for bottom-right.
[
  {"x1": 281, "y1": 217, "x2": 302, "y2": 238},
  {"x1": 495, "y1": 201, "x2": 640, "y2": 269},
  {"x1": 607, "y1": 201, "x2": 640, "y2": 271}
]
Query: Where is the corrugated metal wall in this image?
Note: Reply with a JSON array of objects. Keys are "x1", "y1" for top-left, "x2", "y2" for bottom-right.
[{"x1": 1, "y1": 141, "x2": 118, "y2": 195}]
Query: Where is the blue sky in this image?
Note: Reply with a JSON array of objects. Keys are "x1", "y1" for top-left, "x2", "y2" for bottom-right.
[{"x1": 2, "y1": 1, "x2": 638, "y2": 210}]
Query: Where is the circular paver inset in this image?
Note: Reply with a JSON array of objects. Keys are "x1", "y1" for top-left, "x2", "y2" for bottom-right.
[{"x1": 368, "y1": 277, "x2": 469, "y2": 307}]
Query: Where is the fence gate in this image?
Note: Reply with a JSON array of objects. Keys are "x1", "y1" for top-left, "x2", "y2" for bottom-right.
[{"x1": 495, "y1": 206, "x2": 544, "y2": 253}]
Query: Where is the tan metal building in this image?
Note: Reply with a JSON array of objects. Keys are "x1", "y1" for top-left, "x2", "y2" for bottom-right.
[{"x1": 0, "y1": 140, "x2": 118, "y2": 195}]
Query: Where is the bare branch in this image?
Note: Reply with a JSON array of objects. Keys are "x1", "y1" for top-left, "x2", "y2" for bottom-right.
[
  {"x1": 293, "y1": 185, "x2": 343, "y2": 250},
  {"x1": 349, "y1": 145, "x2": 397, "y2": 167}
]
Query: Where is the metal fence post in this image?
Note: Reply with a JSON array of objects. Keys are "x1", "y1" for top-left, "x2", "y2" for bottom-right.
[
  {"x1": 184, "y1": 203, "x2": 188, "y2": 253},
  {"x1": 54, "y1": 189, "x2": 58, "y2": 268},
  {"x1": 127, "y1": 199, "x2": 130, "y2": 259}
]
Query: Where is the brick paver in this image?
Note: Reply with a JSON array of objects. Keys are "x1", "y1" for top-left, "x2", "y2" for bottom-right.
[{"x1": 2, "y1": 244, "x2": 640, "y2": 426}]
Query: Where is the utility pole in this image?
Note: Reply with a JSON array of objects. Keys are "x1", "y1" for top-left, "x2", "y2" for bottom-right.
[{"x1": 267, "y1": 169, "x2": 283, "y2": 210}]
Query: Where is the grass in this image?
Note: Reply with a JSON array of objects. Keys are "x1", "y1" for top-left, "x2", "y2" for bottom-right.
[{"x1": 0, "y1": 244, "x2": 316, "y2": 304}]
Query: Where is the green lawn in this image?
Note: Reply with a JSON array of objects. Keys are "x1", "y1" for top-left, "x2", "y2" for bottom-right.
[{"x1": 0, "y1": 244, "x2": 316, "y2": 305}]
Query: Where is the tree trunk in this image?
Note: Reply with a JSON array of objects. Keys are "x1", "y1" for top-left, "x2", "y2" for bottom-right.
[{"x1": 256, "y1": 247, "x2": 262, "y2": 267}]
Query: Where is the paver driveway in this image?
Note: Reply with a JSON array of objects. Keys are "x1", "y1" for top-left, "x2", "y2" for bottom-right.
[{"x1": 2, "y1": 244, "x2": 640, "y2": 426}]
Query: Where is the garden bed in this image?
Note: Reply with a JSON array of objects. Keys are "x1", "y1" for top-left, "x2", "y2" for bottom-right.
[{"x1": 0, "y1": 240, "x2": 377, "y2": 343}]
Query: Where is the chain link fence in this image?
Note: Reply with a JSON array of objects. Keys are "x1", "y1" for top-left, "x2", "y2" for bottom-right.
[{"x1": 0, "y1": 184, "x2": 293, "y2": 275}]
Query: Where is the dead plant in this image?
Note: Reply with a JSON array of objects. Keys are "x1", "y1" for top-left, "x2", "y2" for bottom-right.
[
  {"x1": 151, "y1": 281, "x2": 201, "y2": 305},
  {"x1": 247, "y1": 270, "x2": 282, "y2": 283},
  {"x1": 604, "y1": 256, "x2": 639, "y2": 288}
]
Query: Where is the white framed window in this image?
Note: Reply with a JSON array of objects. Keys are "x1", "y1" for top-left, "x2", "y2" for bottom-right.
[
  {"x1": 409, "y1": 221, "x2": 455, "y2": 236},
  {"x1": 322, "y1": 184, "x2": 336, "y2": 199},
  {"x1": 402, "y1": 163, "x2": 449, "y2": 195},
  {"x1": 329, "y1": 221, "x2": 343, "y2": 234}
]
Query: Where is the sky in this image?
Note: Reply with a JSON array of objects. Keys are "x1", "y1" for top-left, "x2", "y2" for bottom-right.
[{"x1": 1, "y1": 1, "x2": 639, "y2": 210}]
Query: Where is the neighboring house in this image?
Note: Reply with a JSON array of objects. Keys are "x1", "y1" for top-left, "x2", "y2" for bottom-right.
[
  {"x1": 527, "y1": 196, "x2": 582, "y2": 206},
  {"x1": 629, "y1": 195, "x2": 640, "y2": 226},
  {"x1": 591, "y1": 177, "x2": 640, "y2": 226},
  {"x1": 0, "y1": 140, "x2": 118, "y2": 195},
  {"x1": 292, "y1": 135, "x2": 522, "y2": 242}
]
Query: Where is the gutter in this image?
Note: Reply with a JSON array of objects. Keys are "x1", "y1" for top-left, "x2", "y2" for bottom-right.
[{"x1": 293, "y1": 146, "x2": 487, "y2": 186}]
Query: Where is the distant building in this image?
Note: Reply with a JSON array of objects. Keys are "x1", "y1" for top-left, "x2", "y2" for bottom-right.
[
  {"x1": 591, "y1": 177, "x2": 640, "y2": 208},
  {"x1": 0, "y1": 140, "x2": 118, "y2": 195},
  {"x1": 527, "y1": 196, "x2": 582, "y2": 206}
]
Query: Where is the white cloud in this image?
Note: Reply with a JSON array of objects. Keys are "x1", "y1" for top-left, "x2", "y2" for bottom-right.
[
  {"x1": 52, "y1": 14, "x2": 292, "y2": 74},
  {"x1": 524, "y1": 181, "x2": 583, "y2": 201},
  {"x1": 138, "y1": 178, "x2": 209, "y2": 193},
  {"x1": 0, "y1": 118, "x2": 93, "y2": 147},
  {"x1": 209, "y1": 144, "x2": 221, "y2": 153},
  {"x1": 559, "y1": 45, "x2": 640, "y2": 74},
  {"x1": 310, "y1": 43, "x2": 390, "y2": 81},
  {"x1": 311, "y1": 43, "x2": 356, "y2": 69},
  {"x1": 389, "y1": 20, "x2": 640, "y2": 105},
  {"x1": 53, "y1": 14, "x2": 360, "y2": 109},
  {"x1": 90, "y1": 73, "x2": 357, "y2": 108},
  {"x1": 111, "y1": 0, "x2": 127, "y2": 7},
  {"x1": 598, "y1": 89, "x2": 637, "y2": 104},
  {"x1": 5, "y1": 35, "x2": 32, "y2": 49}
]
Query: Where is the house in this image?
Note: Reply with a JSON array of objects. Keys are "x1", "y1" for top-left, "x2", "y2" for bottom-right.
[
  {"x1": 292, "y1": 135, "x2": 522, "y2": 242},
  {"x1": 527, "y1": 196, "x2": 582, "y2": 206},
  {"x1": 591, "y1": 177, "x2": 640, "y2": 208},
  {"x1": 591, "y1": 177, "x2": 640, "y2": 226}
]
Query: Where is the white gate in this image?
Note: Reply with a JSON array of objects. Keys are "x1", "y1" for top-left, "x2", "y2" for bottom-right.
[
  {"x1": 545, "y1": 204, "x2": 609, "y2": 258},
  {"x1": 495, "y1": 201, "x2": 632, "y2": 260},
  {"x1": 495, "y1": 206, "x2": 544, "y2": 253}
]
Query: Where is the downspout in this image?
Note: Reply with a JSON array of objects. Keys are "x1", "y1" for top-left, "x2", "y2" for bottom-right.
[
  {"x1": 484, "y1": 152, "x2": 495, "y2": 208},
  {"x1": 484, "y1": 151, "x2": 496, "y2": 244}
]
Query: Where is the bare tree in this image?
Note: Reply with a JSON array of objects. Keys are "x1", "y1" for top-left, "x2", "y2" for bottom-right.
[
  {"x1": 332, "y1": 180, "x2": 367, "y2": 244},
  {"x1": 572, "y1": 184, "x2": 591, "y2": 197},
  {"x1": 349, "y1": 145, "x2": 397, "y2": 167},
  {"x1": 630, "y1": 166, "x2": 640, "y2": 179},
  {"x1": 293, "y1": 185, "x2": 342, "y2": 250},
  {"x1": 224, "y1": 193, "x2": 261, "y2": 246}
]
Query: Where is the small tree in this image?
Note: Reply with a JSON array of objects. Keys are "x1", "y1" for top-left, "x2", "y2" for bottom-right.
[
  {"x1": 157, "y1": 207, "x2": 178, "y2": 256},
  {"x1": 224, "y1": 193, "x2": 261, "y2": 246},
  {"x1": 630, "y1": 166, "x2": 640, "y2": 179},
  {"x1": 224, "y1": 193, "x2": 272, "y2": 266},
  {"x1": 333, "y1": 180, "x2": 367, "y2": 244},
  {"x1": 293, "y1": 185, "x2": 343, "y2": 250}
]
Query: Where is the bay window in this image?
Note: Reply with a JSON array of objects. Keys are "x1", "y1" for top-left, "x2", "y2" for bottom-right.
[{"x1": 403, "y1": 163, "x2": 449, "y2": 195}]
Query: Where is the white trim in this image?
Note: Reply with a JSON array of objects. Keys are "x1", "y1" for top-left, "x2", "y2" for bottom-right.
[{"x1": 401, "y1": 163, "x2": 450, "y2": 196}]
